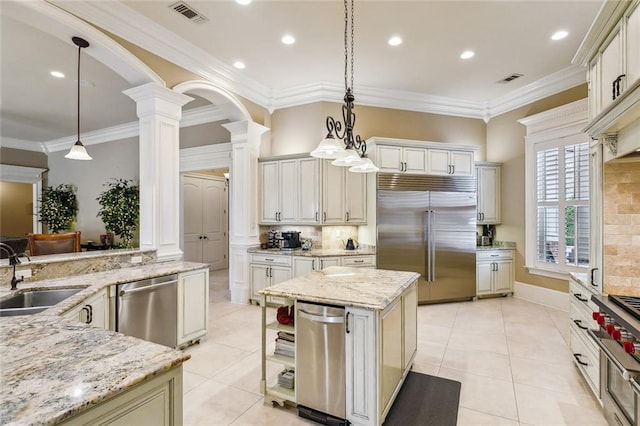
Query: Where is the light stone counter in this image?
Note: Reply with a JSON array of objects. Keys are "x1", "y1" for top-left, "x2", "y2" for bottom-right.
[
  {"x1": 475, "y1": 241, "x2": 516, "y2": 251},
  {"x1": 0, "y1": 261, "x2": 207, "y2": 425},
  {"x1": 260, "y1": 266, "x2": 419, "y2": 310},
  {"x1": 570, "y1": 272, "x2": 589, "y2": 287},
  {"x1": 248, "y1": 246, "x2": 376, "y2": 257}
]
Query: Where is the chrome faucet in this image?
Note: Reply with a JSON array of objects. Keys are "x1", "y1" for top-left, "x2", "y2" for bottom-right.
[{"x1": 0, "y1": 242, "x2": 30, "y2": 290}]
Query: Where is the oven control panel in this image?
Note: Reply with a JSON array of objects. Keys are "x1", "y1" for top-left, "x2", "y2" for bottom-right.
[{"x1": 594, "y1": 311, "x2": 640, "y2": 359}]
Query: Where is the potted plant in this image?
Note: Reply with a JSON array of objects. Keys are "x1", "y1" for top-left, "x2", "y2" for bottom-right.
[
  {"x1": 38, "y1": 184, "x2": 78, "y2": 233},
  {"x1": 96, "y1": 178, "x2": 139, "y2": 248}
]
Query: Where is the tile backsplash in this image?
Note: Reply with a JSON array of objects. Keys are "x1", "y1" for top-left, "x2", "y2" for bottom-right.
[
  {"x1": 603, "y1": 157, "x2": 640, "y2": 295},
  {"x1": 258, "y1": 225, "x2": 359, "y2": 250}
]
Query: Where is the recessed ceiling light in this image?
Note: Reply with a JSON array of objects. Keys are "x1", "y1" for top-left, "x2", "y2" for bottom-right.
[
  {"x1": 281, "y1": 34, "x2": 296, "y2": 45},
  {"x1": 235, "y1": 0, "x2": 252, "y2": 5},
  {"x1": 50, "y1": 71, "x2": 65, "y2": 78},
  {"x1": 551, "y1": 30, "x2": 568, "y2": 40},
  {"x1": 460, "y1": 50, "x2": 475, "y2": 60},
  {"x1": 388, "y1": 36, "x2": 402, "y2": 46},
  {"x1": 233, "y1": 61, "x2": 246, "y2": 69}
]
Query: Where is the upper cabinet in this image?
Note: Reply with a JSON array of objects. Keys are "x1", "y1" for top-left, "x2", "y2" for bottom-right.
[
  {"x1": 574, "y1": 0, "x2": 640, "y2": 161},
  {"x1": 367, "y1": 137, "x2": 476, "y2": 177},
  {"x1": 476, "y1": 162, "x2": 501, "y2": 225},
  {"x1": 259, "y1": 155, "x2": 366, "y2": 226}
]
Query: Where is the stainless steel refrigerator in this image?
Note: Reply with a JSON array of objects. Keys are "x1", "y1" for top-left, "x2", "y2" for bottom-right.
[{"x1": 377, "y1": 174, "x2": 477, "y2": 304}]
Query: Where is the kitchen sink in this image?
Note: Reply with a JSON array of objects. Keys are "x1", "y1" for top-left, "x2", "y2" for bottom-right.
[{"x1": 0, "y1": 288, "x2": 82, "y2": 317}]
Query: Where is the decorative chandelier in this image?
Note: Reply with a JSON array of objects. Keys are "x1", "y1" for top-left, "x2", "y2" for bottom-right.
[
  {"x1": 310, "y1": 0, "x2": 378, "y2": 173},
  {"x1": 65, "y1": 36, "x2": 92, "y2": 161}
]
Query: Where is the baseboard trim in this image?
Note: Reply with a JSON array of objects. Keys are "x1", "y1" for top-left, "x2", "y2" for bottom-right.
[{"x1": 513, "y1": 281, "x2": 569, "y2": 312}]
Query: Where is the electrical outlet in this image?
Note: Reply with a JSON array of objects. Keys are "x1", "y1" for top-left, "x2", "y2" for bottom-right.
[
  {"x1": 130, "y1": 256, "x2": 142, "y2": 264},
  {"x1": 17, "y1": 269, "x2": 32, "y2": 279}
]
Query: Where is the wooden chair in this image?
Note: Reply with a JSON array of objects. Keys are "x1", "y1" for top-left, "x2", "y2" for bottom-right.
[{"x1": 27, "y1": 232, "x2": 81, "y2": 256}]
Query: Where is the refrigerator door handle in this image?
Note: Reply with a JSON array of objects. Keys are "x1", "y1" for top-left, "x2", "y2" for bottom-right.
[
  {"x1": 430, "y1": 210, "x2": 436, "y2": 281},
  {"x1": 424, "y1": 211, "x2": 430, "y2": 282}
]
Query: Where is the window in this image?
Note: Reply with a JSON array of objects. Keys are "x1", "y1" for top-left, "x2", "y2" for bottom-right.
[{"x1": 520, "y1": 99, "x2": 590, "y2": 278}]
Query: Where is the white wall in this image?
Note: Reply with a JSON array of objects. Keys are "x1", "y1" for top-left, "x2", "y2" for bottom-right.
[{"x1": 48, "y1": 137, "x2": 139, "y2": 242}]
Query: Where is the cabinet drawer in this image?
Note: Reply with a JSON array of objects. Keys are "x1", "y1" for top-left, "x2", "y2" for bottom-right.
[
  {"x1": 569, "y1": 325, "x2": 600, "y2": 394},
  {"x1": 341, "y1": 255, "x2": 375, "y2": 267},
  {"x1": 251, "y1": 254, "x2": 292, "y2": 266},
  {"x1": 569, "y1": 280, "x2": 598, "y2": 314},
  {"x1": 476, "y1": 250, "x2": 512, "y2": 261}
]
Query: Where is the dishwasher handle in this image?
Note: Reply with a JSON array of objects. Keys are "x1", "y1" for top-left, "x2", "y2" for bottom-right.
[
  {"x1": 298, "y1": 309, "x2": 345, "y2": 324},
  {"x1": 119, "y1": 279, "x2": 178, "y2": 297}
]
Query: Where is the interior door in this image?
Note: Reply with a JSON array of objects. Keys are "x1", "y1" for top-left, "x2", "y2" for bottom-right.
[
  {"x1": 182, "y1": 176, "x2": 203, "y2": 263},
  {"x1": 202, "y1": 179, "x2": 228, "y2": 270}
]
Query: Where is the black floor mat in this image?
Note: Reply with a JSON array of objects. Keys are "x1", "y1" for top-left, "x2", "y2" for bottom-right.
[{"x1": 383, "y1": 371, "x2": 462, "y2": 426}]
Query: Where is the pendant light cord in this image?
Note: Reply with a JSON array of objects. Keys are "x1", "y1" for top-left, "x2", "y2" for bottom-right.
[
  {"x1": 343, "y1": 0, "x2": 355, "y2": 92},
  {"x1": 77, "y1": 43, "x2": 81, "y2": 142}
]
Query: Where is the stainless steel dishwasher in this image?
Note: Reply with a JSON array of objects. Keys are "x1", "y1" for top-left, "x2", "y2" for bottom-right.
[
  {"x1": 116, "y1": 274, "x2": 178, "y2": 348},
  {"x1": 296, "y1": 301, "x2": 346, "y2": 423}
]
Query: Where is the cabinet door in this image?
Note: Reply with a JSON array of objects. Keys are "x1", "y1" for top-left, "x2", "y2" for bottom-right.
[
  {"x1": 600, "y1": 27, "x2": 623, "y2": 111},
  {"x1": 626, "y1": 2, "x2": 640, "y2": 89},
  {"x1": 298, "y1": 158, "x2": 321, "y2": 224},
  {"x1": 322, "y1": 161, "x2": 346, "y2": 224},
  {"x1": 493, "y1": 260, "x2": 513, "y2": 293},
  {"x1": 261, "y1": 162, "x2": 279, "y2": 223},
  {"x1": 402, "y1": 283, "x2": 417, "y2": 370},
  {"x1": 381, "y1": 298, "x2": 403, "y2": 417},
  {"x1": 476, "y1": 262, "x2": 493, "y2": 295},
  {"x1": 177, "y1": 269, "x2": 209, "y2": 346},
  {"x1": 250, "y1": 264, "x2": 269, "y2": 300},
  {"x1": 403, "y1": 147, "x2": 427, "y2": 173},
  {"x1": 182, "y1": 176, "x2": 203, "y2": 263},
  {"x1": 377, "y1": 145, "x2": 403, "y2": 172},
  {"x1": 63, "y1": 289, "x2": 109, "y2": 329},
  {"x1": 293, "y1": 257, "x2": 315, "y2": 277},
  {"x1": 318, "y1": 257, "x2": 341, "y2": 269},
  {"x1": 345, "y1": 171, "x2": 366, "y2": 224},
  {"x1": 345, "y1": 307, "x2": 376, "y2": 425},
  {"x1": 450, "y1": 151, "x2": 474, "y2": 176},
  {"x1": 426, "y1": 149, "x2": 450, "y2": 175},
  {"x1": 279, "y1": 159, "x2": 298, "y2": 223},
  {"x1": 477, "y1": 165, "x2": 500, "y2": 224},
  {"x1": 270, "y1": 266, "x2": 292, "y2": 286}
]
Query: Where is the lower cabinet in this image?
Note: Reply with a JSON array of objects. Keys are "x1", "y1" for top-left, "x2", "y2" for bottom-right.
[
  {"x1": 177, "y1": 268, "x2": 209, "y2": 347},
  {"x1": 63, "y1": 288, "x2": 110, "y2": 330},
  {"x1": 476, "y1": 250, "x2": 514, "y2": 296},
  {"x1": 341, "y1": 255, "x2": 376, "y2": 269},
  {"x1": 250, "y1": 254, "x2": 292, "y2": 304},
  {"x1": 60, "y1": 366, "x2": 183, "y2": 426},
  {"x1": 292, "y1": 256, "x2": 341, "y2": 277}
]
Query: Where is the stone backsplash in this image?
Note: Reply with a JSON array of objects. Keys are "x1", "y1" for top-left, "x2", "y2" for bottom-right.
[{"x1": 603, "y1": 157, "x2": 640, "y2": 295}]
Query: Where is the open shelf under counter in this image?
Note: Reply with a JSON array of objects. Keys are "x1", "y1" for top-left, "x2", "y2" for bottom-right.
[
  {"x1": 266, "y1": 353, "x2": 295, "y2": 368},
  {"x1": 267, "y1": 383, "x2": 295, "y2": 403},
  {"x1": 266, "y1": 321, "x2": 295, "y2": 333}
]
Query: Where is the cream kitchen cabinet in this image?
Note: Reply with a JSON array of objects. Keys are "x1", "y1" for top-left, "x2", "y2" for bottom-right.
[
  {"x1": 63, "y1": 288, "x2": 110, "y2": 330},
  {"x1": 476, "y1": 250, "x2": 513, "y2": 296},
  {"x1": 375, "y1": 145, "x2": 428, "y2": 173},
  {"x1": 427, "y1": 148, "x2": 474, "y2": 176},
  {"x1": 250, "y1": 253, "x2": 292, "y2": 304},
  {"x1": 292, "y1": 256, "x2": 341, "y2": 277},
  {"x1": 177, "y1": 268, "x2": 209, "y2": 347},
  {"x1": 297, "y1": 157, "x2": 322, "y2": 224},
  {"x1": 476, "y1": 162, "x2": 501, "y2": 224},
  {"x1": 260, "y1": 159, "x2": 297, "y2": 224},
  {"x1": 322, "y1": 160, "x2": 367, "y2": 224},
  {"x1": 341, "y1": 255, "x2": 376, "y2": 268}
]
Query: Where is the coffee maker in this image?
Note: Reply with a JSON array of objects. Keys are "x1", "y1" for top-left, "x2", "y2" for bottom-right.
[{"x1": 281, "y1": 231, "x2": 301, "y2": 250}]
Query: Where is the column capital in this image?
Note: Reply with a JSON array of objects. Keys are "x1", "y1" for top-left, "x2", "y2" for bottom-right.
[
  {"x1": 123, "y1": 82, "x2": 193, "y2": 119},
  {"x1": 222, "y1": 120, "x2": 269, "y2": 142}
]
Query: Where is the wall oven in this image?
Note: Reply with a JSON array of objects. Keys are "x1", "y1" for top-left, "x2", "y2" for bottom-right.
[{"x1": 591, "y1": 295, "x2": 640, "y2": 426}]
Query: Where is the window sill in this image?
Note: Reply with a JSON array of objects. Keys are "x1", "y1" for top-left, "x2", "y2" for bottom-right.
[{"x1": 525, "y1": 266, "x2": 570, "y2": 281}]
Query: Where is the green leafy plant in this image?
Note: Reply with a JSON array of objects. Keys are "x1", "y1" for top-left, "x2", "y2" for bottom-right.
[
  {"x1": 96, "y1": 178, "x2": 139, "y2": 248},
  {"x1": 38, "y1": 184, "x2": 78, "y2": 233}
]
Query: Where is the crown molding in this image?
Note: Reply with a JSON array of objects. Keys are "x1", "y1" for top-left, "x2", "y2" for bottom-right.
[
  {"x1": 51, "y1": 0, "x2": 588, "y2": 122},
  {"x1": 180, "y1": 143, "x2": 232, "y2": 173},
  {"x1": 0, "y1": 138, "x2": 46, "y2": 153},
  {"x1": 44, "y1": 104, "x2": 226, "y2": 153},
  {"x1": 518, "y1": 98, "x2": 588, "y2": 141},
  {"x1": 0, "y1": 165, "x2": 47, "y2": 183}
]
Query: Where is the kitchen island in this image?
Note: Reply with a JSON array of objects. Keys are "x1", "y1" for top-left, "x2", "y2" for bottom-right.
[
  {"x1": 260, "y1": 266, "x2": 419, "y2": 426},
  {"x1": 0, "y1": 261, "x2": 209, "y2": 425}
]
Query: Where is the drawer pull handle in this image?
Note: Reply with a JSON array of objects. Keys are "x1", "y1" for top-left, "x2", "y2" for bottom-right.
[
  {"x1": 354, "y1": 260, "x2": 364, "y2": 263},
  {"x1": 573, "y1": 319, "x2": 588, "y2": 330},
  {"x1": 573, "y1": 293, "x2": 589, "y2": 303},
  {"x1": 573, "y1": 353, "x2": 588, "y2": 366}
]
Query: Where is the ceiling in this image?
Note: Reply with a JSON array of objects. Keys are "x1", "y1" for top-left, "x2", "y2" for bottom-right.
[{"x1": 1, "y1": 0, "x2": 603, "y2": 152}]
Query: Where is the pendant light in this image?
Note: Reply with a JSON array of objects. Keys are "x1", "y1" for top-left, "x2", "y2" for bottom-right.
[
  {"x1": 65, "y1": 36, "x2": 92, "y2": 161},
  {"x1": 310, "y1": 0, "x2": 378, "y2": 173}
]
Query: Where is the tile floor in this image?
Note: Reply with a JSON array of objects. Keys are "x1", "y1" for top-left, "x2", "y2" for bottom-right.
[{"x1": 181, "y1": 269, "x2": 607, "y2": 425}]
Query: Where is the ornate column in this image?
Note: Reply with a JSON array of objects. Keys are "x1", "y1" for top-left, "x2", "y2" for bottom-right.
[
  {"x1": 124, "y1": 82, "x2": 193, "y2": 261},
  {"x1": 222, "y1": 120, "x2": 269, "y2": 303}
]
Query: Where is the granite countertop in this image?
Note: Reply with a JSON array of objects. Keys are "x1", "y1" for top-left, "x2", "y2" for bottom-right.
[
  {"x1": 248, "y1": 246, "x2": 376, "y2": 257},
  {"x1": 476, "y1": 241, "x2": 516, "y2": 251},
  {"x1": 569, "y1": 272, "x2": 589, "y2": 287},
  {"x1": 0, "y1": 248, "x2": 155, "y2": 268},
  {"x1": 260, "y1": 266, "x2": 419, "y2": 310},
  {"x1": 0, "y1": 261, "x2": 207, "y2": 425}
]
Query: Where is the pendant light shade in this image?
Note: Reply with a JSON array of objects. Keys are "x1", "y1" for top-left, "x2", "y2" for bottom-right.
[
  {"x1": 310, "y1": 134, "x2": 348, "y2": 159},
  {"x1": 331, "y1": 148, "x2": 364, "y2": 166},
  {"x1": 65, "y1": 36, "x2": 92, "y2": 161},
  {"x1": 348, "y1": 157, "x2": 379, "y2": 173}
]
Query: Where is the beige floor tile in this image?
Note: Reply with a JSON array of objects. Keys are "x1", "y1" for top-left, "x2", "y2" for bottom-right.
[
  {"x1": 456, "y1": 407, "x2": 520, "y2": 426},
  {"x1": 416, "y1": 341, "x2": 447, "y2": 365},
  {"x1": 418, "y1": 323, "x2": 453, "y2": 345},
  {"x1": 183, "y1": 379, "x2": 262, "y2": 425},
  {"x1": 447, "y1": 328, "x2": 509, "y2": 355},
  {"x1": 417, "y1": 302, "x2": 460, "y2": 327},
  {"x1": 230, "y1": 399, "x2": 314, "y2": 425},
  {"x1": 441, "y1": 346, "x2": 512, "y2": 381},
  {"x1": 438, "y1": 367, "x2": 518, "y2": 421},
  {"x1": 213, "y1": 350, "x2": 283, "y2": 395},
  {"x1": 514, "y1": 382, "x2": 607, "y2": 426},
  {"x1": 510, "y1": 355, "x2": 589, "y2": 395},
  {"x1": 182, "y1": 341, "x2": 252, "y2": 378},
  {"x1": 507, "y1": 337, "x2": 572, "y2": 364},
  {"x1": 411, "y1": 349, "x2": 442, "y2": 376},
  {"x1": 505, "y1": 322, "x2": 567, "y2": 348},
  {"x1": 183, "y1": 370, "x2": 209, "y2": 394},
  {"x1": 206, "y1": 323, "x2": 268, "y2": 352}
]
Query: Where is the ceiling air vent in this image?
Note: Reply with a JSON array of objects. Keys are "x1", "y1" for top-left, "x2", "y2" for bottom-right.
[
  {"x1": 170, "y1": 1, "x2": 208, "y2": 24},
  {"x1": 497, "y1": 73, "x2": 524, "y2": 84}
]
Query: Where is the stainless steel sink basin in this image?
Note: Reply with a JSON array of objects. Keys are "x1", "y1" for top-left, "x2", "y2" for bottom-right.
[{"x1": 0, "y1": 288, "x2": 82, "y2": 316}]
